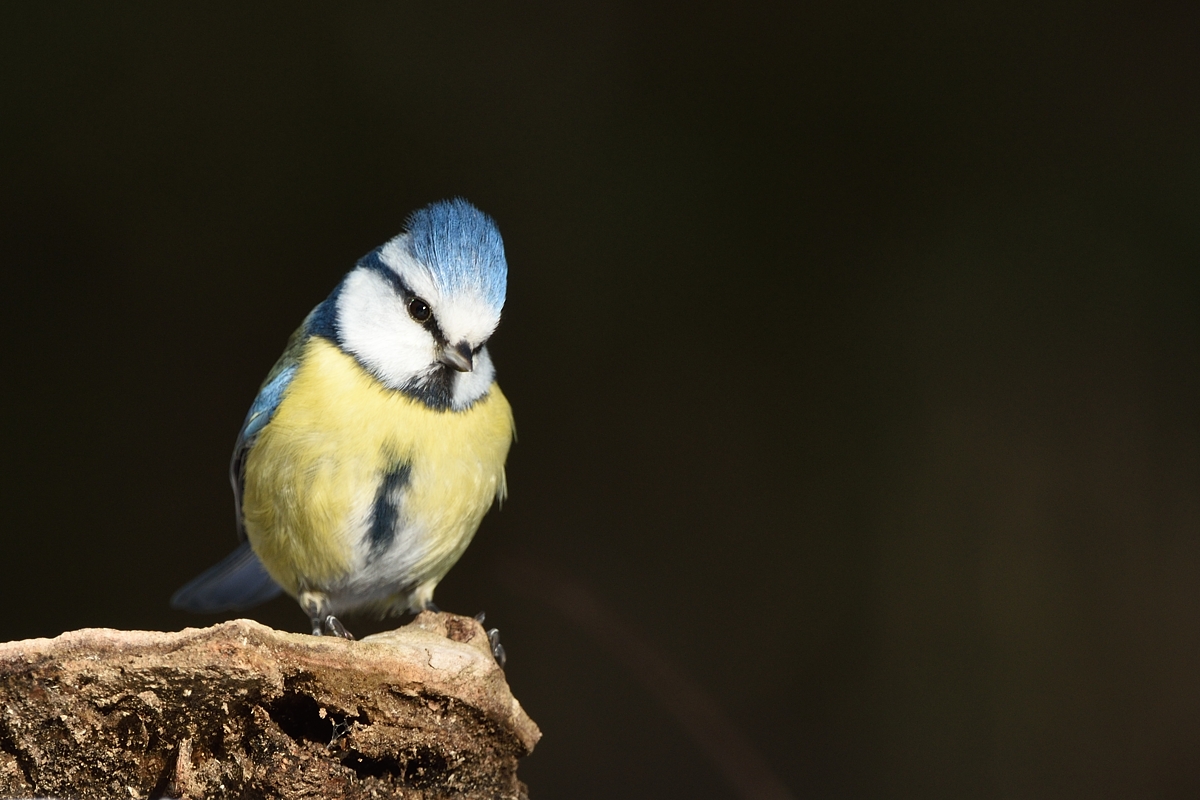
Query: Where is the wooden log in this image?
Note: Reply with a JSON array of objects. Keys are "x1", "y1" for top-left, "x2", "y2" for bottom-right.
[{"x1": 0, "y1": 612, "x2": 540, "y2": 799}]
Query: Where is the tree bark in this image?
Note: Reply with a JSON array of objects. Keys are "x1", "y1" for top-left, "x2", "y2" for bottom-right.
[{"x1": 0, "y1": 612, "x2": 540, "y2": 799}]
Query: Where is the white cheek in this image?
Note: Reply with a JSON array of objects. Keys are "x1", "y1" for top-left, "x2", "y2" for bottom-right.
[{"x1": 336, "y1": 270, "x2": 435, "y2": 389}]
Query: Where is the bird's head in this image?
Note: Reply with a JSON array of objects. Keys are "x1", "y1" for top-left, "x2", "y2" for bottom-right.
[{"x1": 323, "y1": 199, "x2": 508, "y2": 410}]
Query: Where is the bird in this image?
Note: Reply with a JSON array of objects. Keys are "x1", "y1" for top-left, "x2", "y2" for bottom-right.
[{"x1": 171, "y1": 198, "x2": 515, "y2": 644}]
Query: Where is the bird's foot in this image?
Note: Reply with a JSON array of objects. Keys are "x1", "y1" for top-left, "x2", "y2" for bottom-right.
[
  {"x1": 301, "y1": 591, "x2": 353, "y2": 638},
  {"x1": 474, "y1": 611, "x2": 507, "y2": 669},
  {"x1": 307, "y1": 612, "x2": 355, "y2": 639},
  {"x1": 488, "y1": 628, "x2": 507, "y2": 669},
  {"x1": 322, "y1": 614, "x2": 355, "y2": 640}
]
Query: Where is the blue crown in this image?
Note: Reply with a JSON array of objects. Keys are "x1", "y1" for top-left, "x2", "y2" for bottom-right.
[{"x1": 404, "y1": 199, "x2": 507, "y2": 311}]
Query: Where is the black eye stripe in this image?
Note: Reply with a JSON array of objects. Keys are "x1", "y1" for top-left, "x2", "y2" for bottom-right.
[
  {"x1": 356, "y1": 252, "x2": 451, "y2": 344},
  {"x1": 404, "y1": 292, "x2": 449, "y2": 345}
]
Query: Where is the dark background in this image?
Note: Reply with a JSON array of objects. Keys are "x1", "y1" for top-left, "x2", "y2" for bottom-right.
[{"x1": 3, "y1": 3, "x2": 1199, "y2": 797}]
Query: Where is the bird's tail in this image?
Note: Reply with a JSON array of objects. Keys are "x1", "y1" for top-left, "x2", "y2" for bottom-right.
[{"x1": 170, "y1": 540, "x2": 284, "y2": 612}]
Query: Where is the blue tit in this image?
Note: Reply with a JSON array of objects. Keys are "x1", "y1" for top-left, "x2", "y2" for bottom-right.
[{"x1": 172, "y1": 198, "x2": 515, "y2": 638}]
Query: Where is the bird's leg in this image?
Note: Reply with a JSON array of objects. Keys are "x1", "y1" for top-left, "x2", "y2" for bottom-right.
[
  {"x1": 299, "y1": 590, "x2": 354, "y2": 639},
  {"x1": 300, "y1": 590, "x2": 329, "y2": 634}
]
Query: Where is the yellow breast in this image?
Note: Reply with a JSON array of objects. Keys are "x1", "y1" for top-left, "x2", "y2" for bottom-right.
[{"x1": 242, "y1": 337, "x2": 514, "y2": 599}]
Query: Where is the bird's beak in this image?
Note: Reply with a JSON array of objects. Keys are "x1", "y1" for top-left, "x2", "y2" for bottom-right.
[{"x1": 439, "y1": 341, "x2": 474, "y2": 372}]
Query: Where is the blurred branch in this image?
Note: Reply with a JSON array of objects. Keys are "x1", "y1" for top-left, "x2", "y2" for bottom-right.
[{"x1": 0, "y1": 613, "x2": 539, "y2": 799}]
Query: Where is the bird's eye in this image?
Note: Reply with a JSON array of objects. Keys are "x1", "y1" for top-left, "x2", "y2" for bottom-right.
[{"x1": 407, "y1": 297, "x2": 432, "y2": 323}]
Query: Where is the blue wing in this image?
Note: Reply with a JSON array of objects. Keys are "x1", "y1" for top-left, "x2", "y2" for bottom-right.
[
  {"x1": 230, "y1": 361, "x2": 299, "y2": 541},
  {"x1": 172, "y1": 320, "x2": 313, "y2": 613}
]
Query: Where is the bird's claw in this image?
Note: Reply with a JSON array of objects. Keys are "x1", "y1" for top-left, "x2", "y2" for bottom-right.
[
  {"x1": 323, "y1": 615, "x2": 355, "y2": 640},
  {"x1": 473, "y1": 611, "x2": 506, "y2": 667},
  {"x1": 487, "y1": 627, "x2": 506, "y2": 669}
]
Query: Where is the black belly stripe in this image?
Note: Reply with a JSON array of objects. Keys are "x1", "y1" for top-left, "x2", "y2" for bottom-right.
[{"x1": 368, "y1": 462, "x2": 412, "y2": 560}]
